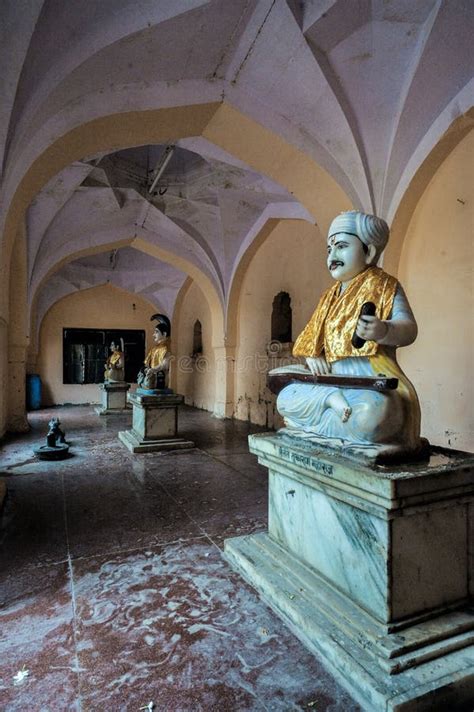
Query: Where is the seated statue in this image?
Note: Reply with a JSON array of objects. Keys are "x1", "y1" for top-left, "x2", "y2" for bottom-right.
[
  {"x1": 104, "y1": 341, "x2": 125, "y2": 382},
  {"x1": 275, "y1": 210, "x2": 426, "y2": 460},
  {"x1": 137, "y1": 314, "x2": 171, "y2": 391}
]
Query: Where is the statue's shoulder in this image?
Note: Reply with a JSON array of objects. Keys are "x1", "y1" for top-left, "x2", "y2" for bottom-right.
[{"x1": 370, "y1": 266, "x2": 399, "y2": 288}]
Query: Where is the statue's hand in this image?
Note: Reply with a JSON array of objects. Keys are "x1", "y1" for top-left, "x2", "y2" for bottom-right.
[
  {"x1": 306, "y1": 356, "x2": 331, "y2": 375},
  {"x1": 356, "y1": 315, "x2": 389, "y2": 342}
]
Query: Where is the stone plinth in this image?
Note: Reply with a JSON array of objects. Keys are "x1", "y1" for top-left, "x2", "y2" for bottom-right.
[
  {"x1": 225, "y1": 433, "x2": 474, "y2": 711},
  {"x1": 95, "y1": 381, "x2": 131, "y2": 415},
  {"x1": 118, "y1": 392, "x2": 194, "y2": 453}
]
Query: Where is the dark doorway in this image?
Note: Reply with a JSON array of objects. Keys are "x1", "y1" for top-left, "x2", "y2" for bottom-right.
[
  {"x1": 63, "y1": 328, "x2": 146, "y2": 384},
  {"x1": 271, "y1": 292, "x2": 292, "y2": 343},
  {"x1": 193, "y1": 319, "x2": 203, "y2": 356}
]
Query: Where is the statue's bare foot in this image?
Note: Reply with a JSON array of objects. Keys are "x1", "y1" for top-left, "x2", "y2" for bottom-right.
[
  {"x1": 327, "y1": 392, "x2": 352, "y2": 422},
  {"x1": 341, "y1": 406, "x2": 352, "y2": 423}
]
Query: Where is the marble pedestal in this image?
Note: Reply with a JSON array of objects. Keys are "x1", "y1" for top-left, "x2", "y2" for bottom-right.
[
  {"x1": 118, "y1": 392, "x2": 194, "y2": 453},
  {"x1": 95, "y1": 381, "x2": 131, "y2": 415},
  {"x1": 225, "y1": 433, "x2": 474, "y2": 711}
]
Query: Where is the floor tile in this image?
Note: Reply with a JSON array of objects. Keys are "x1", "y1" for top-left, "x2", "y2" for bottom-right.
[
  {"x1": 0, "y1": 404, "x2": 360, "y2": 710},
  {"x1": 213, "y1": 452, "x2": 268, "y2": 481},
  {"x1": 0, "y1": 473, "x2": 67, "y2": 570},
  {"x1": 0, "y1": 561, "x2": 79, "y2": 711},
  {"x1": 0, "y1": 666, "x2": 80, "y2": 712},
  {"x1": 144, "y1": 456, "x2": 267, "y2": 517},
  {"x1": 72, "y1": 540, "x2": 358, "y2": 711},
  {"x1": 63, "y1": 467, "x2": 201, "y2": 559}
]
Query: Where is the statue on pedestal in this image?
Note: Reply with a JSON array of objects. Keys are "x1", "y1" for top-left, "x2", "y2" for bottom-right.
[
  {"x1": 137, "y1": 314, "x2": 171, "y2": 391},
  {"x1": 271, "y1": 210, "x2": 427, "y2": 461},
  {"x1": 119, "y1": 313, "x2": 193, "y2": 452},
  {"x1": 104, "y1": 340, "x2": 125, "y2": 382}
]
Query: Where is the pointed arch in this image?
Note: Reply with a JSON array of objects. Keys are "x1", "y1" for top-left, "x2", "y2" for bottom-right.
[
  {"x1": 384, "y1": 111, "x2": 474, "y2": 276},
  {"x1": 1, "y1": 101, "x2": 351, "y2": 316}
]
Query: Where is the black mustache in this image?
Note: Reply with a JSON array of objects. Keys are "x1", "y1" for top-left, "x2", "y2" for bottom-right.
[{"x1": 329, "y1": 260, "x2": 344, "y2": 269}]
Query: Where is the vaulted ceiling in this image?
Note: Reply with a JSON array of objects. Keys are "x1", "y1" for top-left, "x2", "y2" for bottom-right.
[{"x1": 1, "y1": 0, "x2": 472, "y2": 331}]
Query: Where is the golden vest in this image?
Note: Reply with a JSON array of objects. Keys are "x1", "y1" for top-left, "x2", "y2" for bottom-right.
[
  {"x1": 293, "y1": 267, "x2": 398, "y2": 363},
  {"x1": 145, "y1": 339, "x2": 170, "y2": 369},
  {"x1": 108, "y1": 351, "x2": 122, "y2": 367}
]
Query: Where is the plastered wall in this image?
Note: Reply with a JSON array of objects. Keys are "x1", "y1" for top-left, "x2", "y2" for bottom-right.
[
  {"x1": 37, "y1": 284, "x2": 156, "y2": 406},
  {"x1": 398, "y1": 131, "x2": 474, "y2": 451},
  {"x1": 234, "y1": 219, "x2": 332, "y2": 426},
  {"x1": 175, "y1": 281, "x2": 215, "y2": 411},
  {"x1": 0, "y1": 318, "x2": 7, "y2": 436}
]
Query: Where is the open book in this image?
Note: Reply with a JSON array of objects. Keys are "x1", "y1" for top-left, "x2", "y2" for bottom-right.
[{"x1": 267, "y1": 364, "x2": 398, "y2": 396}]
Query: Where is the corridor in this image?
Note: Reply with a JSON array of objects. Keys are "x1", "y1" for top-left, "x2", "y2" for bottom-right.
[{"x1": 0, "y1": 406, "x2": 357, "y2": 711}]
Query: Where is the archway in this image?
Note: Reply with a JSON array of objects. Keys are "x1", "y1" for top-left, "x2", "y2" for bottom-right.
[
  {"x1": 384, "y1": 111, "x2": 474, "y2": 275},
  {"x1": 2, "y1": 102, "x2": 351, "y2": 431},
  {"x1": 396, "y1": 129, "x2": 473, "y2": 450},
  {"x1": 36, "y1": 283, "x2": 158, "y2": 407}
]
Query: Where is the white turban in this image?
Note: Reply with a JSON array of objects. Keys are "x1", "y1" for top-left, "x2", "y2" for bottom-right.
[{"x1": 328, "y1": 211, "x2": 390, "y2": 258}]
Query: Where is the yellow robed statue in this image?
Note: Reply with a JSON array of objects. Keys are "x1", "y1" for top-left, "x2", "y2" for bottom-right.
[
  {"x1": 137, "y1": 314, "x2": 172, "y2": 390},
  {"x1": 104, "y1": 341, "x2": 125, "y2": 382},
  {"x1": 273, "y1": 210, "x2": 427, "y2": 462}
]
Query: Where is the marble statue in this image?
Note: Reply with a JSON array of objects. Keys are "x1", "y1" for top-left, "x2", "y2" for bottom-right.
[
  {"x1": 119, "y1": 313, "x2": 194, "y2": 452},
  {"x1": 137, "y1": 314, "x2": 171, "y2": 391},
  {"x1": 274, "y1": 210, "x2": 426, "y2": 460},
  {"x1": 104, "y1": 340, "x2": 125, "y2": 382}
]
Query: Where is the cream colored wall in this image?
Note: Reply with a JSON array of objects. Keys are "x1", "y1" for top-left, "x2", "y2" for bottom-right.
[
  {"x1": 398, "y1": 131, "x2": 474, "y2": 451},
  {"x1": 37, "y1": 284, "x2": 156, "y2": 406},
  {"x1": 175, "y1": 281, "x2": 215, "y2": 411},
  {"x1": 0, "y1": 318, "x2": 7, "y2": 435},
  {"x1": 234, "y1": 219, "x2": 332, "y2": 427}
]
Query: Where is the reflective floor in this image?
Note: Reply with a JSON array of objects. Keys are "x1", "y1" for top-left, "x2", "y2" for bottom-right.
[{"x1": 0, "y1": 405, "x2": 358, "y2": 711}]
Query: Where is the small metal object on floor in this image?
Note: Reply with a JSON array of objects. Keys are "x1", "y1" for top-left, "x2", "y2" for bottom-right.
[
  {"x1": 34, "y1": 444, "x2": 70, "y2": 460},
  {"x1": 33, "y1": 417, "x2": 70, "y2": 460}
]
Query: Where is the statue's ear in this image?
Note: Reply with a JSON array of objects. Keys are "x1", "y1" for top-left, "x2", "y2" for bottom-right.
[{"x1": 365, "y1": 244, "x2": 377, "y2": 265}]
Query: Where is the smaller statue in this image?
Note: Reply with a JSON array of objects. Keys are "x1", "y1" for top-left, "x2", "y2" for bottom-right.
[
  {"x1": 46, "y1": 417, "x2": 67, "y2": 447},
  {"x1": 137, "y1": 314, "x2": 172, "y2": 391},
  {"x1": 104, "y1": 340, "x2": 125, "y2": 382}
]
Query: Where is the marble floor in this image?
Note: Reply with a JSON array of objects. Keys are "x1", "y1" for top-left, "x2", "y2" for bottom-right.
[{"x1": 0, "y1": 405, "x2": 359, "y2": 711}]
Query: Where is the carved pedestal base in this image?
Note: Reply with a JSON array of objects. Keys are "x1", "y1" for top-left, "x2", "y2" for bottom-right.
[
  {"x1": 118, "y1": 392, "x2": 194, "y2": 453},
  {"x1": 95, "y1": 382, "x2": 131, "y2": 415},
  {"x1": 225, "y1": 433, "x2": 474, "y2": 711}
]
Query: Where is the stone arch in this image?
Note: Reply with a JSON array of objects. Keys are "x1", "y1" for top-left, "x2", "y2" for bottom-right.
[
  {"x1": 2, "y1": 101, "x2": 352, "y2": 429},
  {"x1": 384, "y1": 112, "x2": 474, "y2": 275},
  {"x1": 1, "y1": 102, "x2": 351, "y2": 315},
  {"x1": 36, "y1": 282, "x2": 159, "y2": 407},
  {"x1": 225, "y1": 218, "x2": 324, "y2": 345},
  {"x1": 170, "y1": 276, "x2": 193, "y2": 393},
  {"x1": 232, "y1": 218, "x2": 330, "y2": 427},
  {"x1": 29, "y1": 237, "x2": 134, "y2": 356},
  {"x1": 395, "y1": 130, "x2": 473, "y2": 450},
  {"x1": 28, "y1": 236, "x2": 224, "y2": 355}
]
